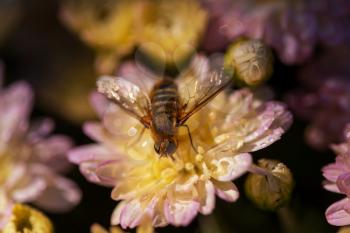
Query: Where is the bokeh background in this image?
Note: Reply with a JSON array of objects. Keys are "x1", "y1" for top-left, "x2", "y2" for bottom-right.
[{"x1": 0, "y1": 0, "x2": 347, "y2": 232}]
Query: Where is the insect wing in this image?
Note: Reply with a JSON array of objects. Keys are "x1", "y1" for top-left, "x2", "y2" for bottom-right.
[
  {"x1": 177, "y1": 57, "x2": 232, "y2": 125},
  {"x1": 97, "y1": 76, "x2": 151, "y2": 126}
]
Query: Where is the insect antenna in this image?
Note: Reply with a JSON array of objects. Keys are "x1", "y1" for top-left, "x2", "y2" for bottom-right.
[{"x1": 181, "y1": 124, "x2": 198, "y2": 154}]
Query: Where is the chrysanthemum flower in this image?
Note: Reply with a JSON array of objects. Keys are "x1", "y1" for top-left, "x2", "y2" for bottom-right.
[
  {"x1": 138, "y1": 0, "x2": 207, "y2": 66},
  {"x1": 322, "y1": 124, "x2": 350, "y2": 226},
  {"x1": 60, "y1": 0, "x2": 146, "y2": 73},
  {"x1": 287, "y1": 46, "x2": 350, "y2": 150},
  {"x1": 0, "y1": 67, "x2": 81, "y2": 228},
  {"x1": 201, "y1": 0, "x2": 318, "y2": 64},
  {"x1": 2, "y1": 204, "x2": 53, "y2": 233},
  {"x1": 69, "y1": 56, "x2": 292, "y2": 229}
]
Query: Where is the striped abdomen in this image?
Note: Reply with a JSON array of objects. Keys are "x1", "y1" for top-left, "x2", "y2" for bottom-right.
[{"x1": 150, "y1": 79, "x2": 179, "y2": 137}]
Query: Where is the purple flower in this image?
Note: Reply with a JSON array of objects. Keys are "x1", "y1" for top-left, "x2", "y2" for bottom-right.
[
  {"x1": 0, "y1": 65, "x2": 81, "y2": 228},
  {"x1": 323, "y1": 124, "x2": 350, "y2": 226},
  {"x1": 287, "y1": 46, "x2": 350, "y2": 150},
  {"x1": 201, "y1": 0, "x2": 350, "y2": 64},
  {"x1": 201, "y1": 0, "x2": 317, "y2": 64}
]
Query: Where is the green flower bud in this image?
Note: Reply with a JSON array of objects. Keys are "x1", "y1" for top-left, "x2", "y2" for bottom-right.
[
  {"x1": 245, "y1": 159, "x2": 294, "y2": 211},
  {"x1": 224, "y1": 39, "x2": 273, "y2": 87}
]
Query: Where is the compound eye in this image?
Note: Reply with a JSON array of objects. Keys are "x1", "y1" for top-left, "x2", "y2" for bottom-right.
[{"x1": 165, "y1": 140, "x2": 177, "y2": 156}]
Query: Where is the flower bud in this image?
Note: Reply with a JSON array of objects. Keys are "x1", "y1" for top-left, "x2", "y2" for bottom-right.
[
  {"x1": 224, "y1": 39, "x2": 273, "y2": 86},
  {"x1": 245, "y1": 159, "x2": 294, "y2": 211},
  {"x1": 338, "y1": 227, "x2": 350, "y2": 233},
  {"x1": 2, "y1": 204, "x2": 53, "y2": 233}
]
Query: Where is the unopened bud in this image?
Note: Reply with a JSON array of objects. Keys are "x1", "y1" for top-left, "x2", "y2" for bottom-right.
[
  {"x1": 224, "y1": 39, "x2": 273, "y2": 86},
  {"x1": 245, "y1": 159, "x2": 294, "y2": 211},
  {"x1": 2, "y1": 204, "x2": 53, "y2": 233},
  {"x1": 338, "y1": 227, "x2": 350, "y2": 233}
]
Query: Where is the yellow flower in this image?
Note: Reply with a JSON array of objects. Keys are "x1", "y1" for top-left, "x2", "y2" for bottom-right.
[
  {"x1": 2, "y1": 204, "x2": 53, "y2": 233},
  {"x1": 138, "y1": 0, "x2": 207, "y2": 66},
  {"x1": 60, "y1": 0, "x2": 145, "y2": 74},
  {"x1": 69, "y1": 55, "x2": 292, "y2": 229}
]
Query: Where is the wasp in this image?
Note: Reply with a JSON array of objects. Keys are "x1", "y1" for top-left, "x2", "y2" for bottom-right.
[{"x1": 97, "y1": 56, "x2": 231, "y2": 157}]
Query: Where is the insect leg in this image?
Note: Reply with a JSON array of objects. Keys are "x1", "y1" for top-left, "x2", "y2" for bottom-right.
[{"x1": 180, "y1": 124, "x2": 198, "y2": 154}]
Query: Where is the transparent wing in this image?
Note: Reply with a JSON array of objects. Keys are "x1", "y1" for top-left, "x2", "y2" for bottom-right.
[
  {"x1": 177, "y1": 56, "x2": 232, "y2": 125},
  {"x1": 96, "y1": 76, "x2": 151, "y2": 127}
]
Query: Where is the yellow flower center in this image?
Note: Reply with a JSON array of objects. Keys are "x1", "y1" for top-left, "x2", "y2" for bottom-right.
[{"x1": 2, "y1": 204, "x2": 53, "y2": 233}]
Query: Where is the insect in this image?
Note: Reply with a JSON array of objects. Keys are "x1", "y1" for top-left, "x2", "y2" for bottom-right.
[{"x1": 97, "y1": 56, "x2": 231, "y2": 157}]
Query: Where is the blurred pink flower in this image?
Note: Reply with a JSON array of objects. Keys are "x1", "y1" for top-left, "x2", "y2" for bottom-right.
[
  {"x1": 323, "y1": 124, "x2": 350, "y2": 226},
  {"x1": 0, "y1": 66, "x2": 81, "y2": 228},
  {"x1": 201, "y1": 0, "x2": 317, "y2": 64},
  {"x1": 286, "y1": 46, "x2": 350, "y2": 150},
  {"x1": 201, "y1": 0, "x2": 350, "y2": 64},
  {"x1": 309, "y1": 0, "x2": 350, "y2": 46},
  {"x1": 69, "y1": 57, "x2": 292, "y2": 230}
]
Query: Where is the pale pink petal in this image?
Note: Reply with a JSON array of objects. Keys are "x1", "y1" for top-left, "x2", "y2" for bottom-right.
[
  {"x1": 3, "y1": 164, "x2": 27, "y2": 189},
  {"x1": 111, "y1": 199, "x2": 158, "y2": 229},
  {"x1": 111, "y1": 202, "x2": 126, "y2": 226},
  {"x1": 7, "y1": 164, "x2": 46, "y2": 203},
  {"x1": 210, "y1": 153, "x2": 252, "y2": 182},
  {"x1": 101, "y1": 105, "x2": 141, "y2": 140},
  {"x1": 344, "y1": 124, "x2": 350, "y2": 141},
  {"x1": 32, "y1": 135, "x2": 73, "y2": 173},
  {"x1": 163, "y1": 199, "x2": 200, "y2": 227},
  {"x1": 69, "y1": 144, "x2": 124, "y2": 186},
  {"x1": 323, "y1": 181, "x2": 341, "y2": 194},
  {"x1": 239, "y1": 127, "x2": 285, "y2": 153},
  {"x1": 0, "y1": 82, "x2": 32, "y2": 144},
  {"x1": 90, "y1": 92, "x2": 110, "y2": 118},
  {"x1": 242, "y1": 103, "x2": 279, "y2": 143},
  {"x1": 326, "y1": 198, "x2": 350, "y2": 226},
  {"x1": 199, "y1": 181, "x2": 215, "y2": 215},
  {"x1": 323, "y1": 162, "x2": 347, "y2": 183},
  {"x1": 0, "y1": 192, "x2": 13, "y2": 229},
  {"x1": 242, "y1": 105, "x2": 292, "y2": 152},
  {"x1": 33, "y1": 175, "x2": 82, "y2": 213},
  {"x1": 119, "y1": 200, "x2": 144, "y2": 229},
  {"x1": 68, "y1": 144, "x2": 116, "y2": 164},
  {"x1": 213, "y1": 180, "x2": 239, "y2": 202},
  {"x1": 27, "y1": 118, "x2": 55, "y2": 142},
  {"x1": 77, "y1": 160, "x2": 121, "y2": 186},
  {"x1": 246, "y1": 102, "x2": 292, "y2": 143},
  {"x1": 337, "y1": 173, "x2": 350, "y2": 196},
  {"x1": 83, "y1": 122, "x2": 108, "y2": 143},
  {"x1": 12, "y1": 177, "x2": 46, "y2": 203}
]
